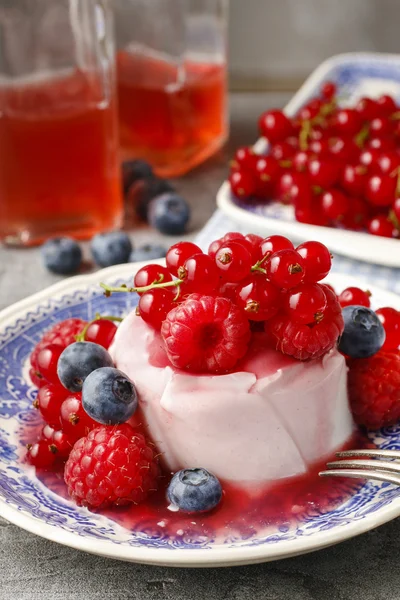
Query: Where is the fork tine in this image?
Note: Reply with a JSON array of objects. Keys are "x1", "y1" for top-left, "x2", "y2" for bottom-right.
[
  {"x1": 327, "y1": 459, "x2": 400, "y2": 474},
  {"x1": 336, "y1": 449, "x2": 400, "y2": 460},
  {"x1": 319, "y1": 469, "x2": 400, "y2": 486}
]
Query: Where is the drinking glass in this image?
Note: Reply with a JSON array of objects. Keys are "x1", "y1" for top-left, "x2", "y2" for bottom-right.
[
  {"x1": 114, "y1": 0, "x2": 228, "y2": 177},
  {"x1": 0, "y1": 0, "x2": 123, "y2": 246}
]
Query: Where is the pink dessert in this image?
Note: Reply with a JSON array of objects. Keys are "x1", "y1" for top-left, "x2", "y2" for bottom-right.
[{"x1": 110, "y1": 310, "x2": 354, "y2": 488}]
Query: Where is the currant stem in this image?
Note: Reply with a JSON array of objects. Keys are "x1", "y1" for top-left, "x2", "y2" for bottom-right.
[
  {"x1": 355, "y1": 124, "x2": 369, "y2": 148},
  {"x1": 100, "y1": 279, "x2": 182, "y2": 297}
]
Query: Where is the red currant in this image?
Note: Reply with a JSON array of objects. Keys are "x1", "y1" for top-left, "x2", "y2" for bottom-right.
[
  {"x1": 308, "y1": 158, "x2": 341, "y2": 188},
  {"x1": 328, "y1": 137, "x2": 359, "y2": 162},
  {"x1": 296, "y1": 241, "x2": 331, "y2": 282},
  {"x1": 35, "y1": 344, "x2": 64, "y2": 385},
  {"x1": 359, "y1": 148, "x2": 381, "y2": 172},
  {"x1": 333, "y1": 109, "x2": 362, "y2": 136},
  {"x1": 179, "y1": 253, "x2": 221, "y2": 295},
  {"x1": 236, "y1": 275, "x2": 281, "y2": 321},
  {"x1": 229, "y1": 169, "x2": 257, "y2": 198},
  {"x1": 30, "y1": 368, "x2": 45, "y2": 389},
  {"x1": 270, "y1": 141, "x2": 297, "y2": 161},
  {"x1": 368, "y1": 215, "x2": 397, "y2": 237},
  {"x1": 342, "y1": 196, "x2": 370, "y2": 231},
  {"x1": 253, "y1": 156, "x2": 280, "y2": 196},
  {"x1": 275, "y1": 171, "x2": 308, "y2": 204},
  {"x1": 340, "y1": 164, "x2": 367, "y2": 196},
  {"x1": 365, "y1": 174, "x2": 396, "y2": 207},
  {"x1": 338, "y1": 287, "x2": 371, "y2": 308},
  {"x1": 393, "y1": 196, "x2": 400, "y2": 221},
  {"x1": 376, "y1": 307, "x2": 400, "y2": 351},
  {"x1": 376, "y1": 94, "x2": 397, "y2": 115},
  {"x1": 215, "y1": 241, "x2": 253, "y2": 282},
  {"x1": 377, "y1": 151, "x2": 400, "y2": 175},
  {"x1": 367, "y1": 136, "x2": 397, "y2": 152},
  {"x1": 84, "y1": 319, "x2": 117, "y2": 349},
  {"x1": 41, "y1": 424, "x2": 73, "y2": 459},
  {"x1": 134, "y1": 264, "x2": 173, "y2": 293},
  {"x1": 60, "y1": 393, "x2": 97, "y2": 441},
  {"x1": 266, "y1": 249, "x2": 305, "y2": 289},
  {"x1": 292, "y1": 150, "x2": 313, "y2": 173},
  {"x1": 139, "y1": 288, "x2": 174, "y2": 329},
  {"x1": 355, "y1": 97, "x2": 379, "y2": 120},
  {"x1": 284, "y1": 283, "x2": 327, "y2": 325},
  {"x1": 26, "y1": 440, "x2": 57, "y2": 468},
  {"x1": 244, "y1": 234, "x2": 264, "y2": 261},
  {"x1": 298, "y1": 99, "x2": 322, "y2": 121},
  {"x1": 259, "y1": 235, "x2": 294, "y2": 260},
  {"x1": 321, "y1": 81, "x2": 336, "y2": 99},
  {"x1": 233, "y1": 146, "x2": 256, "y2": 169},
  {"x1": 321, "y1": 189, "x2": 350, "y2": 220},
  {"x1": 369, "y1": 116, "x2": 393, "y2": 137},
  {"x1": 219, "y1": 281, "x2": 240, "y2": 304},
  {"x1": 323, "y1": 283, "x2": 337, "y2": 296},
  {"x1": 35, "y1": 383, "x2": 69, "y2": 427},
  {"x1": 166, "y1": 242, "x2": 202, "y2": 276},
  {"x1": 208, "y1": 233, "x2": 252, "y2": 260},
  {"x1": 258, "y1": 110, "x2": 293, "y2": 143}
]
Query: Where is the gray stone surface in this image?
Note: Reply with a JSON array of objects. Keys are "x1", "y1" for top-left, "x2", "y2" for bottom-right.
[{"x1": 1, "y1": 92, "x2": 396, "y2": 600}]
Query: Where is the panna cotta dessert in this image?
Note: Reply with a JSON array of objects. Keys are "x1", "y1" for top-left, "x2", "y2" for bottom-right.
[
  {"x1": 27, "y1": 231, "x2": 395, "y2": 517},
  {"x1": 110, "y1": 311, "x2": 353, "y2": 486}
]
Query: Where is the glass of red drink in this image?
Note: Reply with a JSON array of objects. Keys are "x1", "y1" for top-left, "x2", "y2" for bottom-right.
[
  {"x1": 114, "y1": 0, "x2": 228, "y2": 177},
  {"x1": 0, "y1": 0, "x2": 123, "y2": 246}
]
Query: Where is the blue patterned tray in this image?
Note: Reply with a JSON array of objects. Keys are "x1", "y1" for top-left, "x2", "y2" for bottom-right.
[
  {"x1": 217, "y1": 52, "x2": 400, "y2": 268},
  {"x1": 0, "y1": 263, "x2": 400, "y2": 566}
]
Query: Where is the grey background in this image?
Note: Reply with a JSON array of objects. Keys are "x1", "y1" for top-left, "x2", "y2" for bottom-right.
[
  {"x1": 1, "y1": 92, "x2": 400, "y2": 599},
  {"x1": 229, "y1": 0, "x2": 400, "y2": 87}
]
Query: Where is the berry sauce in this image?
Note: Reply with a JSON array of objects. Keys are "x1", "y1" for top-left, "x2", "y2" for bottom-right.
[{"x1": 22, "y1": 423, "x2": 370, "y2": 545}]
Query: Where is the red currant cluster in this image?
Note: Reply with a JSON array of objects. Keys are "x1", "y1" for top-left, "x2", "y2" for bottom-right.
[
  {"x1": 103, "y1": 233, "x2": 344, "y2": 366},
  {"x1": 27, "y1": 316, "x2": 119, "y2": 468},
  {"x1": 229, "y1": 81, "x2": 400, "y2": 238}
]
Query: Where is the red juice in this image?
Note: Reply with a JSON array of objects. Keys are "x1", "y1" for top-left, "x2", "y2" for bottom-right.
[
  {"x1": 27, "y1": 427, "x2": 368, "y2": 545},
  {"x1": 116, "y1": 51, "x2": 227, "y2": 177},
  {"x1": 0, "y1": 70, "x2": 123, "y2": 246}
]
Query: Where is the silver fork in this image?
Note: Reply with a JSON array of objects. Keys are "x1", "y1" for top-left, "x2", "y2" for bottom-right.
[{"x1": 319, "y1": 448, "x2": 400, "y2": 486}]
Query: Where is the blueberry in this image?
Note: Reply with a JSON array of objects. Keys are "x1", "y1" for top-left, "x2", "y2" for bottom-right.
[
  {"x1": 122, "y1": 159, "x2": 153, "y2": 195},
  {"x1": 134, "y1": 177, "x2": 175, "y2": 221},
  {"x1": 91, "y1": 231, "x2": 132, "y2": 267},
  {"x1": 339, "y1": 305, "x2": 386, "y2": 358},
  {"x1": 148, "y1": 192, "x2": 190, "y2": 235},
  {"x1": 130, "y1": 244, "x2": 167, "y2": 262},
  {"x1": 167, "y1": 468, "x2": 222, "y2": 513},
  {"x1": 41, "y1": 237, "x2": 82, "y2": 275},
  {"x1": 82, "y1": 367, "x2": 137, "y2": 425},
  {"x1": 57, "y1": 342, "x2": 114, "y2": 392}
]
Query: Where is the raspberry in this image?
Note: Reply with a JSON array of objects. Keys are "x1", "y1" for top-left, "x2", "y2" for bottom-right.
[
  {"x1": 64, "y1": 424, "x2": 160, "y2": 508},
  {"x1": 30, "y1": 318, "x2": 87, "y2": 382},
  {"x1": 348, "y1": 351, "x2": 400, "y2": 429},
  {"x1": 161, "y1": 294, "x2": 251, "y2": 373},
  {"x1": 266, "y1": 285, "x2": 344, "y2": 360}
]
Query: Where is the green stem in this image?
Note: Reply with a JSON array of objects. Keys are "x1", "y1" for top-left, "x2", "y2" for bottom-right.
[
  {"x1": 100, "y1": 279, "x2": 182, "y2": 297},
  {"x1": 354, "y1": 124, "x2": 370, "y2": 148}
]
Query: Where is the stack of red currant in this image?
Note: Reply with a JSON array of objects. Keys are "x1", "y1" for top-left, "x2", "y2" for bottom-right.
[
  {"x1": 27, "y1": 316, "x2": 119, "y2": 468},
  {"x1": 229, "y1": 81, "x2": 400, "y2": 238},
  {"x1": 103, "y1": 234, "x2": 344, "y2": 367}
]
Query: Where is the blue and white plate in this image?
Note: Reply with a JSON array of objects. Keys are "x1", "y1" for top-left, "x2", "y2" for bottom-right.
[
  {"x1": 217, "y1": 52, "x2": 400, "y2": 267},
  {"x1": 1, "y1": 263, "x2": 400, "y2": 567}
]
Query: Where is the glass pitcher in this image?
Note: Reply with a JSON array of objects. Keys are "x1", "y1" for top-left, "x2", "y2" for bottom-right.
[
  {"x1": 0, "y1": 0, "x2": 123, "y2": 247},
  {"x1": 114, "y1": 0, "x2": 228, "y2": 177}
]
